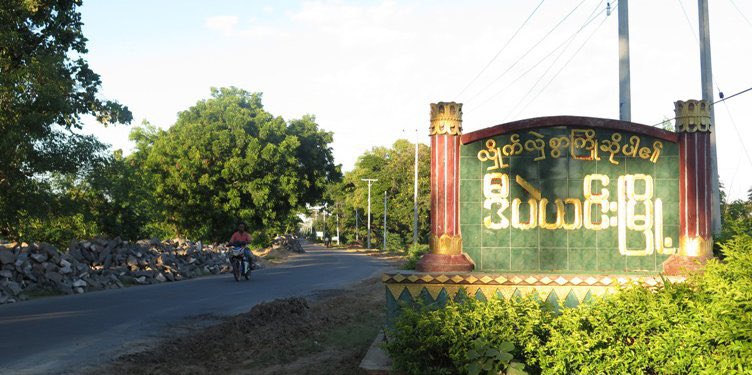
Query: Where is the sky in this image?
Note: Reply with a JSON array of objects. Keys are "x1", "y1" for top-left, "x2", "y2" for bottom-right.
[{"x1": 78, "y1": 0, "x2": 752, "y2": 200}]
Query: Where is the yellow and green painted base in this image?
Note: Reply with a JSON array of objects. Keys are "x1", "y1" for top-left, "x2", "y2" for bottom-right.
[{"x1": 384, "y1": 271, "x2": 685, "y2": 323}]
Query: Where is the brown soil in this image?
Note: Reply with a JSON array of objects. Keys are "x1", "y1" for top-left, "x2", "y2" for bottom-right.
[{"x1": 95, "y1": 277, "x2": 387, "y2": 375}]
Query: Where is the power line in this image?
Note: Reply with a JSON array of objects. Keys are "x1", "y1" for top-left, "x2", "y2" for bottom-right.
[
  {"x1": 507, "y1": 12, "x2": 610, "y2": 121},
  {"x1": 463, "y1": 0, "x2": 590, "y2": 105},
  {"x1": 729, "y1": 0, "x2": 752, "y2": 28},
  {"x1": 650, "y1": 86, "x2": 752, "y2": 126},
  {"x1": 456, "y1": 0, "x2": 546, "y2": 99},
  {"x1": 713, "y1": 86, "x2": 752, "y2": 105},
  {"x1": 469, "y1": 0, "x2": 606, "y2": 113},
  {"x1": 677, "y1": 0, "x2": 699, "y2": 43}
]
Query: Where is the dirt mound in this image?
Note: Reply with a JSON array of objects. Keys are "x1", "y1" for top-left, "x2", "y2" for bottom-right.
[
  {"x1": 248, "y1": 297, "x2": 310, "y2": 321},
  {"x1": 97, "y1": 277, "x2": 386, "y2": 375}
]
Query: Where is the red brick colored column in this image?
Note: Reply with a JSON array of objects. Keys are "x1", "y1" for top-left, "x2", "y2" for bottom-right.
[
  {"x1": 664, "y1": 99, "x2": 713, "y2": 275},
  {"x1": 416, "y1": 102, "x2": 474, "y2": 272}
]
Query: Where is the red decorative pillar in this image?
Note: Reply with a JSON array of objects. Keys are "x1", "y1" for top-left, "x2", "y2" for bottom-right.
[
  {"x1": 664, "y1": 99, "x2": 713, "y2": 275},
  {"x1": 416, "y1": 102, "x2": 474, "y2": 272}
]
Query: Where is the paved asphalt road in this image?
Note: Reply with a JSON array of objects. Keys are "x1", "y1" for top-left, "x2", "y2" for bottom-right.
[{"x1": 0, "y1": 242, "x2": 393, "y2": 374}]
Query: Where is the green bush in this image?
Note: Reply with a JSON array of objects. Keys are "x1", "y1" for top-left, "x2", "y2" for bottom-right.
[
  {"x1": 385, "y1": 296, "x2": 552, "y2": 374},
  {"x1": 402, "y1": 243, "x2": 429, "y2": 270},
  {"x1": 541, "y1": 235, "x2": 752, "y2": 375},
  {"x1": 386, "y1": 235, "x2": 752, "y2": 375}
]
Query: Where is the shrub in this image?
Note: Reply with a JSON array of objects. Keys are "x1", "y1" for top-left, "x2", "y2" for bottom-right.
[
  {"x1": 385, "y1": 296, "x2": 552, "y2": 374},
  {"x1": 402, "y1": 243, "x2": 429, "y2": 270},
  {"x1": 386, "y1": 235, "x2": 752, "y2": 375}
]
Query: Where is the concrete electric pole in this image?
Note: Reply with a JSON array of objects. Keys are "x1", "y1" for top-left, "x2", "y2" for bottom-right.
[
  {"x1": 383, "y1": 191, "x2": 388, "y2": 251},
  {"x1": 698, "y1": 0, "x2": 721, "y2": 234},
  {"x1": 413, "y1": 129, "x2": 419, "y2": 245},
  {"x1": 361, "y1": 178, "x2": 378, "y2": 249},
  {"x1": 618, "y1": 0, "x2": 631, "y2": 121}
]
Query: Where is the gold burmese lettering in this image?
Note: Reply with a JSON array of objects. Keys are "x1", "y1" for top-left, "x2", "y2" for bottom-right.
[
  {"x1": 549, "y1": 136, "x2": 570, "y2": 159},
  {"x1": 477, "y1": 131, "x2": 664, "y2": 166},
  {"x1": 512, "y1": 198, "x2": 537, "y2": 230},
  {"x1": 482, "y1": 173, "x2": 509, "y2": 229},
  {"x1": 583, "y1": 174, "x2": 610, "y2": 230},
  {"x1": 479, "y1": 172, "x2": 674, "y2": 257},
  {"x1": 570, "y1": 129, "x2": 600, "y2": 161},
  {"x1": 562, "y1": 198, "x2": 582, "y2": 230},
  {"x1": 477, "y1": 139, "x2": 507, "y2": 170},
  {"x1": 654, "y1": 199, "x2": 677, "y2": 255},
  {"x1": 539, "y1": 198, "x2": 565, "y2": 229},
  {"x1": 617, "y1": 175, "x2": 654, "y2": 256},
  {"x1": 524, "y1": 131, "x2": 547, "y2": 161}
]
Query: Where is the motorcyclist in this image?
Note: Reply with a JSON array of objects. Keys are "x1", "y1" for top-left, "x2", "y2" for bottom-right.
[{"x1": 229, "y1": 222, "x2": 253, "y2": 270}]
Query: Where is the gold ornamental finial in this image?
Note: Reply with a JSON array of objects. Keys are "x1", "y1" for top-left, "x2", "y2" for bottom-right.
[
  {"x1": 674, "y1": 99, "x2": 711, "y2": 133},
  {"x1": 430, "y1": 102, "x2": 463, "y2": 136}
]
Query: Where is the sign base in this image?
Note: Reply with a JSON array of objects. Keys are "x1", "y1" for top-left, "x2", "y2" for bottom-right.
[
  {"x1": 415, "y1": 253, "x2": 474, "y2": 272},
  {"x1": 383, "y1": 271, "x2": 687, "y2": 324}
]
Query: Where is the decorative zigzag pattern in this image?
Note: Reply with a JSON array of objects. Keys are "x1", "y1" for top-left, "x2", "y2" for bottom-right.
[{"x1": 383, "y1": 272, "x2": 686, "y2": 308}]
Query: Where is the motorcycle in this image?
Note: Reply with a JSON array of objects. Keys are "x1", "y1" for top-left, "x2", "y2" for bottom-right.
[{"x1": 229, "y1": 246, "x2": 251, "y2": 281}]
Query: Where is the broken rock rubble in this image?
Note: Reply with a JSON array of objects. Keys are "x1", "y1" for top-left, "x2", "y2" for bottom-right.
[{"x1": 0, "y1": 235, "x2": 304, "y2": 304}]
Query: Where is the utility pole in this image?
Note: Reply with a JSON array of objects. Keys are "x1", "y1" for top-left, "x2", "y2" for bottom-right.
[
  {"x1": 618, "y1": 0, "x2": 631, "y2": 121},
  {"x1": 383, "y1": 191, "x2": 388, "y2": 251},
  {"x1": 355, "y1": 209, "x2": 359, "y2": 242},
  {"x1": 313, "y1": 209, "x2": 319, "y2": 239},
  {"x1": 413, "y1": 129, "x2": 419, "y2": 245},
  {"x1": 698, "y1": 0, "x2": 721, "y2": 234},
  {"x1": 361, "y1": 178, "x2": 378, "y2": 249},
  {"x1": 335, "y1": 204, "x2": 340, "y2": 245}
]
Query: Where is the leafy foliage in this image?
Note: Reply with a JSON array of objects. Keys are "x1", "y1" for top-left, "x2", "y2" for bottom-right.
[
  {"x1": 135, "y1": 87, "x2": 340, "y2": 243},
  {"x1": 0, "y1": 0, "x2": 132, "y2": 238},
  {"x1": 385, "y1": 296, "x2": 552, "y2": 374},
  {"x1": 402, "y1": 242, "x2": 429, "y2": 270},
  {"x1": 466, "y1": 339, "x2": 527, "y2": 375},
  {"x1": 716, "y1": 185, "x2": 752, "y2": 252},
  {"x1": 387, "y1": 235, "x2": 752, "y2": 375}
]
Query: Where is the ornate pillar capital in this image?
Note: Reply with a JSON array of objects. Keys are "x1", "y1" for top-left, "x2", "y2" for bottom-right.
[
  {"x1": 429, "y1": 102, "x2": 463, "y2": 136},
  {"x1": 674, "y1": 99, "x2": 711, "y2": 133}
]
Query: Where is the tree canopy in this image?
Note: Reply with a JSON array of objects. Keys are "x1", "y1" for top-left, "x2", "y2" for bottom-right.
[
  {"x1": 135, "y1": 87, "x2": 340, "y2": 243},
  {"x1": 0, "y1": 0, "x2": 132, "y2": 237}
]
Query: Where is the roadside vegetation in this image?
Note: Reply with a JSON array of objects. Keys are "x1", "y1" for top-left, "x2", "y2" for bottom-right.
[{"x1": 386, "y1": 233, "x2": 752, "y2": 375}]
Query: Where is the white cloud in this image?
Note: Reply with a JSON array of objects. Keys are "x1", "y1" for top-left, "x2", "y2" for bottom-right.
[{"x1": 204, "y1": 15, "x2": 239, "y2": 35}]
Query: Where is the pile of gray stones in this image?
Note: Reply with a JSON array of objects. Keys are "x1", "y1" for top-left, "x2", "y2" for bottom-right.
[
  {"x1": 270, "y1": 234, "x2": 305, "y2": 253},
  {"x1": 0, "y1": 235, "x2": 300, "y2": 304}
]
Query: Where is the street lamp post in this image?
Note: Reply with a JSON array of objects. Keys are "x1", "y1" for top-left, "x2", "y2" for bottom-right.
[
  {"x1": 403, "y1": 128, "x2": 421, "y2": 245},
  {"x1": 383, "y1": 191, "x2": 388, "y2": 251},
  {"x1": 413, "y1": 129, "x2": 419, "y2": 245},
  {"x1": 361, "y1": 178, "x2": 378, "y2": 249}
]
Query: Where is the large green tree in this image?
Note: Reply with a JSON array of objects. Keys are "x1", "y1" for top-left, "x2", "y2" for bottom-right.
[
  {"x1": 138, "y1": 87, "x2": 340, "y2": 243},
  {"x1": 0, "y1": 0, "x2": 132, "y2": 238}
]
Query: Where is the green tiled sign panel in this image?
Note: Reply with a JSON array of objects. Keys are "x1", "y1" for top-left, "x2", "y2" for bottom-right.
[{"x1": 460, "y1": 126, "x2": 680, "y2": 274}]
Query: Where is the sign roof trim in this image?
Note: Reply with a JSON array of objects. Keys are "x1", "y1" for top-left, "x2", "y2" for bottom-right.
[{"x1": 461, "y1": 116, "x2": 679, "y2": 145}]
